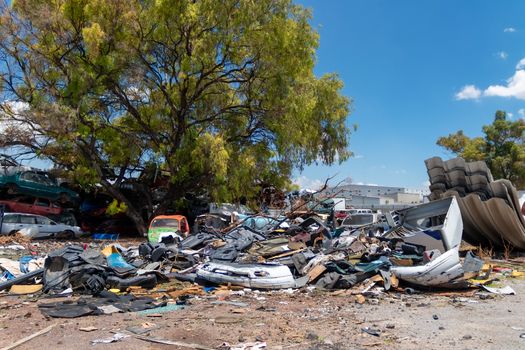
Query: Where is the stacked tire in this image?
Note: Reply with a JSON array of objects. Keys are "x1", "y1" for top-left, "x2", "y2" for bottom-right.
[
  {"x1": 425, "y1": 157, "x2": 493, "y2": 201},
  {"x1": 425, "y1": 156, "x2": 525, "y2": 249}
]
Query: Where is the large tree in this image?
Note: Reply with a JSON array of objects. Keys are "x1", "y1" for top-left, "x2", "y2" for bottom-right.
[
  {"x1": 437, "y1": 110, "x2": 525, "y2": 188},
  {"x1": 0, "y1": 0, "x2": 352, "y2": 233}
]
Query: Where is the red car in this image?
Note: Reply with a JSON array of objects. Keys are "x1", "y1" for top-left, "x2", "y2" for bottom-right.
[
  {"x1": 0, "y1": 196, "x2": 63, "y2": 216},
  {"x1": 335, "y1": 210, "x2": 350, "y2": 219}
]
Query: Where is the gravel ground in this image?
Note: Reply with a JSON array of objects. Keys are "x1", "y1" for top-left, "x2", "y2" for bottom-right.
[
  {"x1": 1, "y1": 238, "x2": 524, "y2": 350},
  {"x1": 1, "y1": 277, "x2": 524, "y2": 350}
]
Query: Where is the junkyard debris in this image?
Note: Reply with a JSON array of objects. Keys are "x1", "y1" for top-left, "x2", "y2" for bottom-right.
[{"x1": 90, "y1": 333, "x2": 129, "y2": 345}]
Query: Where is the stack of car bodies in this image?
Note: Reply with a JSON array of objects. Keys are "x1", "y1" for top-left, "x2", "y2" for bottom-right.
[{"x1": 0, "y1": 159, "x2": 81, "y2": 238}]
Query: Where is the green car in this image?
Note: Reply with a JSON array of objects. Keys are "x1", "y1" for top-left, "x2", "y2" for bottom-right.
[
  {"x1": 147, "y1": 215, "x2": 190, "y2": 243},
  {"x1": 0, "y1": 170, "x2": 79, "y2": 203}
]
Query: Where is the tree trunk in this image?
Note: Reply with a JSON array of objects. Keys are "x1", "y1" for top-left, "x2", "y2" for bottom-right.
[
  {"x1": 100, "y1": 179, "x2": 147, "y2": 236},
  {"x1": 126, "y1": 207, "x2": 148, "y2": 236},
  {"x1": 151, "y1": 182, "x2": 181, "y2": 219},
  {"x1": 84, "y1": 153, "x2": 149, "y2": 236}
]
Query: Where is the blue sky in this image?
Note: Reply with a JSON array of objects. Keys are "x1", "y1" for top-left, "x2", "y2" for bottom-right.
[{"x1": 293, "y1": 0, "x2": 525, "y2": 190}]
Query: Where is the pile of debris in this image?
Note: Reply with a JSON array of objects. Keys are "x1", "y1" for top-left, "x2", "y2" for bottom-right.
[
  {"x1": 1, "y1": 197, "x2": 484, "y2": 298},
  {"x1": 1, "y1": 157, "x2": 523, "y2": 322},
  {"x1": 150, "y1": 196, "x2": 481, "y2": 290}
]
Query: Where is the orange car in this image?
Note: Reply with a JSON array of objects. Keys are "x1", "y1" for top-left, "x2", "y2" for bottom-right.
[{"x1": 147, "y1": 215, "x2": 190, "y2": 243}]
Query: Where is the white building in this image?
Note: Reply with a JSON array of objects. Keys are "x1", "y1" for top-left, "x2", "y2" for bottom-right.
[{"x1": 322, "y1": 183, "x2": 430, "y2": 209}]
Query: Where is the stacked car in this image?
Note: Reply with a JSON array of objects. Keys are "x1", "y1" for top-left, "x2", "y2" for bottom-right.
[{"x1": 0, "y1": 160, "x2": 83, "y2": 238}]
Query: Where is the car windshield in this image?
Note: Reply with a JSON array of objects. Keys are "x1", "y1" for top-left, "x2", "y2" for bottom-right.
[
  {"x1": 38, "y1": 173, "x2": 57, "y2": 186},
  {"x1": 342, "y1": 214, "x2": 374, "y2": 226},
  {"x1": 151, "y1": 218, "x2": 179, "y2": 228},
  {"x1": 21, "y1": 172, "x2": 57, "y2": 186}
]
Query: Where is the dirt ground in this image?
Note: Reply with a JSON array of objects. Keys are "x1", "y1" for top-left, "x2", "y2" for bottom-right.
[
  {"x1": 1, "y1": 238, "x2": 524, "y2": 350},
  {"x1": 1, "y1": 278, "x2": 524, "y2": 350}
]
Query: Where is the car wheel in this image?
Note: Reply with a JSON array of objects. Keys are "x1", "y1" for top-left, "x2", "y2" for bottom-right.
[
  {"x1": 58, "y1": 230, "x2": 75, "y2": 239},
  {"x1": 6, "y1": 184, "x2": 19, "y2": 195},
  {"x1": 8, "y1": 230, "x2": 17, "y2": 236}
]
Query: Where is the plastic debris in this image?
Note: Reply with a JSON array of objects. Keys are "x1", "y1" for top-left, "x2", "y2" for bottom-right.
[
  {"x1": 91, "y1": 333, "x2": 129, "y2": 345},
  {"x1": 482, "y1": 285, "x2": 517, "y2": 295}
]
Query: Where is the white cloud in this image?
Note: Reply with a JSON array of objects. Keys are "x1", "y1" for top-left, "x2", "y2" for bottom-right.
[
  {"x1": 508, "y1": 112, "x2": 514, "y2": 118},
  {"x1": 518, "y1": 108, "x2": 525, "y2": 118},
  {"x1": 0, "y1": 100, "x2": 31, "y2": 133},
  {"x1": 516, "y1": 58, "x2": 525, "y2": 70},
  {"x1": 484, "y1": 70, "x2": 525, "y2": 99},
  {"x1": 353, "y1": 154, "x2": 364, "y2": 159},
  {"x1": 497, "y1": 51, "x2": 508, "y2": 60},
  {"x1": 504, "y1": 27, "x2": 516, "y2": 33},
  {"x1": 456, "y1": 58, "x2": 525, "y2": 101},
  {"x1": 455, "y1": 85, "x2": 482, "y2": 100},
  {"x1": 293, "y1": 175, "x2": 324, "y2": 191}
]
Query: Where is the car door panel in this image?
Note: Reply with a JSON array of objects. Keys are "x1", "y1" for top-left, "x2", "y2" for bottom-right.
[{"x1": 36, "y1": 216, "x2": 55, "y2": 236}]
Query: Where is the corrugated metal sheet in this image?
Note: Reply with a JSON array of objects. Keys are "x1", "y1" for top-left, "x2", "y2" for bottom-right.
[{"x1": 426, "y1": 157, "x2": 525, "y2": 250}]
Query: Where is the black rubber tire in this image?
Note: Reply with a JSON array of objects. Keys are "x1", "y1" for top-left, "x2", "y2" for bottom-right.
[
  {"x1": 449, "y1": 186, "x2": 467, "y2": 197},
  {"x1": 466, "y1": 174, "x2": 489, "y2": 192},
  {"x1": 444, "y1": 157, "x2": 466, "y2": 172},
  {"x1": 427, "y1": 168, "x2": 446, "y2": 183},
  {"x1": 446, "y1": 170, "x2": 467, "y2": 188},
  {"x1": 6, "y1": 183, "x2": 19, "y2": 195},
  {"x1": 424, "y1": 157, "x2": 444, "y2": 170},
  {"x1": 465, "y1": 161, "x2": 489, "y2": 175},
  {"x1": 58, "y1": 230, "x2": 75, "y2": 239},
  {"x1": 429, "y1": 183, "x2": 447, "y2": 192}
]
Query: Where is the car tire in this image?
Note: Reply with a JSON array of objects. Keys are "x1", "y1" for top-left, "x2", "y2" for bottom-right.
[
  {"x1": 6, "y1": 184, "x2": 19, "y2": 195},
  {"x1": 424, "y1": 157, "x2": 444, "y2": 171},
  {"x1": 8, "y1": 230, "x2": 17, "y2": 236},
  {"x1": 58, "y1": 230, "x2": 75, "y2": 239}
]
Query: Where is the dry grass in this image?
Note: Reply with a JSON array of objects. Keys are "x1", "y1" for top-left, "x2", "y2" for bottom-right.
[
  {"x1": 0, "y1": 232, "x2": 32, "y2": 245},
  {"x1": 476, "y1": 243, "x2": 494, "y2": 259},
  {"x1": 501, "y1": 239, "x2": 514, "y2": 261}
]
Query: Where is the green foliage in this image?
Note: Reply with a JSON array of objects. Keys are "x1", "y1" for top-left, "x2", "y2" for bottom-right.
[
  {"x1": 437, "y1": 111, "x2": 525, "y2": 188},
  {"x1": 0, "y1": 0, "x2": 352, "y2": 229},
  {"x1": 106, "y1": 199, "x2": 128, "y2": 216}
]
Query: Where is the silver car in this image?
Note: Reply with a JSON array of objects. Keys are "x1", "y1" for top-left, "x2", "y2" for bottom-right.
[{"x1": 0, "y1": 212, "x2": 82, "y2": 238}]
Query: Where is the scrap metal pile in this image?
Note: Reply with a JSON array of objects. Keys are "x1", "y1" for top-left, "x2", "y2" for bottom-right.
[
  {"x1": 0, "y1": 196, "x2": 486, "y2": 303},
  {"x1": 152, "y1": 196, "x2": 482, "y2": 290},
  {"x1": 3, "y1": 156, "x2": 525, "y2": 320},
  {"x1": 426, "y1": 156, "x2": 525, "y2": 249},
  {"x1": 2, "y1": 197, "x2": 490, "y2": 302}
]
